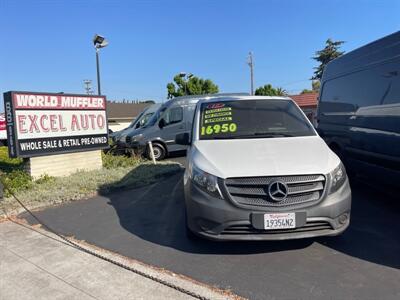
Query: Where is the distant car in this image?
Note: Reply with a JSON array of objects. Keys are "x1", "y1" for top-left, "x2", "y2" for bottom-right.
[{"x1": 0, "y1": 113, "x2": 7, "y2": 146}]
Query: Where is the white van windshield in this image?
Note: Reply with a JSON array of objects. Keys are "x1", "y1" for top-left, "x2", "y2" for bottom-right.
[{"x1": 198, "y1": 100, "x2": 315, "y2": 140}]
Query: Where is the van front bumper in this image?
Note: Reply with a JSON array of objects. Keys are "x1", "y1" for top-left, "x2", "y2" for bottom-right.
[{"x1": 184, "y1": 178, "x2": 351, "y2": 241}]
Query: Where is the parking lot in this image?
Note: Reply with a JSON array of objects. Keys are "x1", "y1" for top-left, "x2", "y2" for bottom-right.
[{"x1": 22, "y1": 156, "x2": 400, "y2": 300}]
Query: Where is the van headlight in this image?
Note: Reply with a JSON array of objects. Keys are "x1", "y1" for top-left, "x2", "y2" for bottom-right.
[
  {"x1": 127, "y1": 134, "x2": 144, "y2": 145},
  {"x1": 131, "y1": 134, "x2": 143, "y2": 142},
  {"x1": 190, "y1": 164, "x2": 223, "y2": 198},
  {"x1": 329, "y1": 162, "x2": 347, "y2": 194}
]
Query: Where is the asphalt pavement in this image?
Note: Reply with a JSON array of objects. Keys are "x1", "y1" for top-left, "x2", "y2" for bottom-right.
[{"x1": 22, "y1": 156, "x2": 400, "y2": 300}]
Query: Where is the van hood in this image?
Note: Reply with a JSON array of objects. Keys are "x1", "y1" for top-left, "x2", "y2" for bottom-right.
[{"x1": 191, "y1": 136, "x2": 339, "y2": 178}]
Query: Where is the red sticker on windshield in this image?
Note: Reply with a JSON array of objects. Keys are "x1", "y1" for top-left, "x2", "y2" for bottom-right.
[{"x1": 207, "y1": 103, "x2": 225, "y2": 109}]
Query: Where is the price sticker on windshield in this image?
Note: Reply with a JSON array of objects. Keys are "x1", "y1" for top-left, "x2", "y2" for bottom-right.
[{"x1": 200, "y1": 103, "x2": 237, "y2": 136}]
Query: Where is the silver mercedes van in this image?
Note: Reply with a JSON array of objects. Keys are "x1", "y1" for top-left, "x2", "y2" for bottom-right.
[{"x1": 176, "y1": 95, "x2": 351, "y2": 241}]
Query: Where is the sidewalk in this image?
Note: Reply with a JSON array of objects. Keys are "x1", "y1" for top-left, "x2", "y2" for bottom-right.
[{"x1": 0, "y1": 221, "x2": 234, "y2": 300}]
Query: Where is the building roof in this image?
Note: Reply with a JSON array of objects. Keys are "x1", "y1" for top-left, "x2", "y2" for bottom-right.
[
  {"x1": 289, "y1": 93, "x2": 318, "y2": 108},
  {"x1": 106, "y1": 101, "x2": 152, "y2": 120}
]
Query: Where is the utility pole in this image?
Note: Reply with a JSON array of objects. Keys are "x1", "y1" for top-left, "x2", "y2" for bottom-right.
[
  {"x1": 83, "y1": 79, "x2": 93, "y2": 95},
  {"x1": 247, "y1": 51, "x2": 254, "y2": 95}
]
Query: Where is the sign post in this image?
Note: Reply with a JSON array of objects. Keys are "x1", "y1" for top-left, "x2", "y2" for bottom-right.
[{"x1": 3, "y1": 91, "x2": 109, "y2": 177}]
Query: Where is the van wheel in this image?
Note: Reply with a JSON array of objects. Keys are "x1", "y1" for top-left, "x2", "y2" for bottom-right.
[{"x1": 147, "y1": 143, "x2": 166, "y2": 160}]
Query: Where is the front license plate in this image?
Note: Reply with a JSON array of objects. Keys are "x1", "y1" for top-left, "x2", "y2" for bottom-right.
[{"x1": 264, "y1": 213, "x2": 296, "y2": 230}]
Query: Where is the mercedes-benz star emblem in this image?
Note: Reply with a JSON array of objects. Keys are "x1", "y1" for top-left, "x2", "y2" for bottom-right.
[{"x1": 268, "y1": 181, "x2": 289, "y2": 201}]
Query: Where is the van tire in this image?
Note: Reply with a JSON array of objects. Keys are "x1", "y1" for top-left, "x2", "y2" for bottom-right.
[{"x1": 147, "y1": 142, "x2": 166, "y2": 161}]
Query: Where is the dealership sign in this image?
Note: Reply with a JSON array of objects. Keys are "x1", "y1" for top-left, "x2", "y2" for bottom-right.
[{"x1": 3, "y1": 91, "x2": 109, "y2": 158}]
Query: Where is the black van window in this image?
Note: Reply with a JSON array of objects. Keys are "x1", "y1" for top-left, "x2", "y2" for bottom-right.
[
  {"x1": 381, "y1": 63, "x2": 400, "y2": 105},
  {"x1": 164, "y1": 107, "x2": 183, "y2": 125},
  {"x1": 320, "y1": 60, "x2": 400, "y2": 111}
]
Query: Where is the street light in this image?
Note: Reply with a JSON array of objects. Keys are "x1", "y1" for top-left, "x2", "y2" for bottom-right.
[
  {"x1": 179, "y1": 72, "x2": 193, "y2": 95},
  {"x1": 93, "y1": 34, "x2": 109, "y2": 95}
]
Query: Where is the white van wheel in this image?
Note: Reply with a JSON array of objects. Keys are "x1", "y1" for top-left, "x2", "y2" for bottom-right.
[{"x1": 147, "y1": 143, "x2": 166, "y2": 160}]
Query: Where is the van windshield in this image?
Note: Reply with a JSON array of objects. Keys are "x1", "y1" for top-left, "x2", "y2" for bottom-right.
[
  {"x1": 198, "y1": 100, "x2": 315, "y2": 140},
  {"x1": 144, "y1": 107, "x2": 167, "y2": 127},
  {"x1": 127, "y1": 110, "x2": 146, "y2": 128}
]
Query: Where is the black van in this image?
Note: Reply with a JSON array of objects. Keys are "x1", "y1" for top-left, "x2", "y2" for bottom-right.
[{"x1": 317, "y1": 31, "x2": 400, "y2": 188}]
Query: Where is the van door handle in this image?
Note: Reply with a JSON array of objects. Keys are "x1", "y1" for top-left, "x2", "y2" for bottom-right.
[{"x1": 350, "y1": 115, "x2": 357, "y2": 120}]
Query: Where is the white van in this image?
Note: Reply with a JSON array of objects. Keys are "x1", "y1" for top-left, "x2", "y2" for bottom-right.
[
  {"x1": 125, "y1": 94, "x2": 248, "y2": 160},
  {"x1": 176, "y1": 96, "x2": 351, "y2": 240}
]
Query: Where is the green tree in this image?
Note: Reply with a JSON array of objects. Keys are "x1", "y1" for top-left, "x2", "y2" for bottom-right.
[
  {"x1": 301, "y1": 89, "x2": 313, "y2": 94},
  {"x1": 167, "y1": 74, "x2": 219, "y2": 98},
  {"x1": 312, "y1": 39, "x2": 345, "y2": 80},
  {"x1": 301, "y1": 80, "x2": 321, "y2": 94},
  {"x1": 255, "y1": 84, "x2": 288, "y2": 96},
  {"x1": 312, "y1": 80, "x2": 321, "y2": 92}
]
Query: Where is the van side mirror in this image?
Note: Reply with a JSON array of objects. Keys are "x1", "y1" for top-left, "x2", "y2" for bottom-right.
[
  {"x1": 158, "y1": 118, "x2": 166, "y2": 129},
  {"x1": 175, "y1": 132, "x2": 191, "y2": 146}
]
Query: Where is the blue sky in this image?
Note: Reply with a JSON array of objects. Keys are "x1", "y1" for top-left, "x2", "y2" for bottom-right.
[{"x1": 1, "y1": 0, "x2": 399, "y2": 109}]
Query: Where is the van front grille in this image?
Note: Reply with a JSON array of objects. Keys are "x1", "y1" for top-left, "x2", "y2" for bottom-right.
[{"x1": 224, "y1": 174, "x2": 326, "y2": 208}]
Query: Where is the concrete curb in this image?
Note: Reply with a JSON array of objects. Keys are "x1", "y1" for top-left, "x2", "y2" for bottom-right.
[{"x1": 5, "y1": 219, "x2": 243, "y2": 300}]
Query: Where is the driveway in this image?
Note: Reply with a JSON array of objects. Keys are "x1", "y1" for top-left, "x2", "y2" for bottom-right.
[{"x1": 22, "y1": 158, "x2": 400, "y2": 300}]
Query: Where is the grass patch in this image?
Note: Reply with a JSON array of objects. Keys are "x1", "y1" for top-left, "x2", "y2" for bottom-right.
[
  {"x1": 0, "y1": 147, "x2": 24, "y2": 171},
  {"x1": 0, "y1": 147, "x2": 182, "y2": 213},
  {"x1": 101, "y1": 152, "x2": 143, "y2": 169},
  {"x1": 0, "y1": 147, "x2": 31, "y2": 197},
  {"x1": 100, "y1": 162, "x2": 182, "y2": 193},
  {"x1": 0, "y1": 147, "x2": 56, "y2": 197}
]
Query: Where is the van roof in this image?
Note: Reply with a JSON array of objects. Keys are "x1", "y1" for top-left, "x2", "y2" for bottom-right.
[
  {"x1": 197, "y1": 95, "x2": 293, "y2": 105},
  {"x1": 165, "y1": 93, "x2": 249, "y2": 103},
  {"x1": 323, "y1": 31, "x2": 400, "y2": 81}
]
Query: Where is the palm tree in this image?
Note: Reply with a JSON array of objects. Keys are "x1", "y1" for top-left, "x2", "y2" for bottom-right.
[{"x1": 275, "y1": 87, "x2": 288, "y2": 96}]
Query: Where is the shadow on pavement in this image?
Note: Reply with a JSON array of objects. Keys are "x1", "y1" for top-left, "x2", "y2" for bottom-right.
[
  {"x1": 317, "y1": 179, "x2": 400, "y2": 269},
  {"x1": 102, "y1": 164, "x2": 399, "y2": 267}
]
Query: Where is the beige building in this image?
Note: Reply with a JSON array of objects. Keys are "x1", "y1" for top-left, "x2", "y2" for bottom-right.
[{"x1": 106, "y1": 101, "x2": 153, "y2": 132}]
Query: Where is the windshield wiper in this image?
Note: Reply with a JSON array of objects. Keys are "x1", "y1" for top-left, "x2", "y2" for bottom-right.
[
  {"x1": 210, "y1": 133, "x2": 292, "y2": 140},
  {"x1": 253, "y1": 132, "x2": 294, "y2": 137},
  {"x1": 211, "y1": 136, "x2": 245, "y2": 139},
  {"x1": 207, "y1": 132, "x2": 294, "y2": 140}
]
